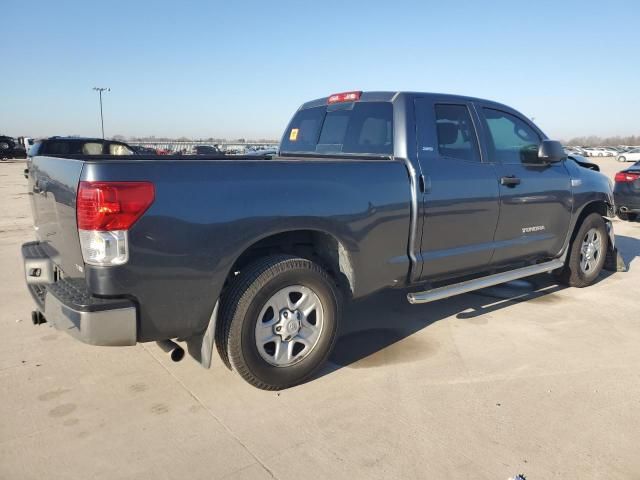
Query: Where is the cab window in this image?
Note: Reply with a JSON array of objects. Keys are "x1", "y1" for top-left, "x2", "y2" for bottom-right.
[
  {"x1": 481, "y1": 108, "x2": 540, "y2": 164},
  {"x1": 434, "y1": 104, "x2": 480, "y2": 162}
]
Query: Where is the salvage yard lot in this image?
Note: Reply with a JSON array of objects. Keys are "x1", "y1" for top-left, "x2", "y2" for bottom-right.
[{"x1": 1, "y1": 158, "x2": 639, "y2": 479}]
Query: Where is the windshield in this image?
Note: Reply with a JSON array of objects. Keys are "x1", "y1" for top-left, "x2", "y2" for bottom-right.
[{"x1": 280, "y1": 101, "x2": 393, "y2": 156}]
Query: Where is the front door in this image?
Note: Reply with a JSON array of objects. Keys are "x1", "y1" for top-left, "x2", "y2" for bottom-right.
[
  {"x1": 477, "y1": 106, "x2": 572, "y2": 266},
  {"x1": 414, "y1": 98, "x2": 500, "y2": 281}
]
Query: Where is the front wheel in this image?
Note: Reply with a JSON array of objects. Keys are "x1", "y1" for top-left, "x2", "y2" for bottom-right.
[
  {"x1": 618, "y1": 156, "x2": 626, "y2": 162},
  {"x1": 217, "y1": 255, "x2": 340, "y2": 390},
  {"x1": 557, "y1": 213, "x2": 608, "y2": 287}
]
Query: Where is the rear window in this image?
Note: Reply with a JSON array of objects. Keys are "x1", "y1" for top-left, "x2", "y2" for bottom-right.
[
  {"x1": 281, "y1": 102, "x2": 393, "y2": 156},
  {"x1": 43, "y1": 141, "x2": 105, "y2": 155}
]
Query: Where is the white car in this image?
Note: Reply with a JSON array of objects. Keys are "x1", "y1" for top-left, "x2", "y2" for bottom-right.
[
  {"x1": 617, "y1": 148, "x2": 640, "y2": 162},
  {"x1": 584, "y1": 147, "x2": 616, "y2": 157}
]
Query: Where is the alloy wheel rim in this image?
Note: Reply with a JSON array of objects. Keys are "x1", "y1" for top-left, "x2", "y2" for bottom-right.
[
  {"x1": 254, "y1": 285, "x2": 324, "y2": 367},
  {"x1": 580, "y1": 228, "x2": 601, "y2": 274}
]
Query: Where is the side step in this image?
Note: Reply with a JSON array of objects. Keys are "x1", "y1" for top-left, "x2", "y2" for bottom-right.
[{"x1": 407, "y1": 259, "x2": 565, "y2": 305}]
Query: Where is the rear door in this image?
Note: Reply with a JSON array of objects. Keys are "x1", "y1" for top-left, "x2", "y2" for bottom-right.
[
  {"x1": 414, "y1": 98, "x2": 500, "y2": 280},
  {"x1": 477, "y1": 105, "x2": 572, "y2": 265}
]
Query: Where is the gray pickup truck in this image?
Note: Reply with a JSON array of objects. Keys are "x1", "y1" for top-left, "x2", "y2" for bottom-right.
[{"x1": 22, "y1": 91, "x2": 618, "y2": 390}]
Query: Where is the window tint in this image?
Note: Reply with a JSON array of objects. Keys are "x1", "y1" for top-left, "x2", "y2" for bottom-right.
[
  {"x1": 482, "y1": 108, "x2": 540, "y2": 164},
  {"x1": 434, "y1": 104, "x2": 480, "y2": 162},
  {"x1": 281, "y1": 102, "x2": 393, "y2": 156}
]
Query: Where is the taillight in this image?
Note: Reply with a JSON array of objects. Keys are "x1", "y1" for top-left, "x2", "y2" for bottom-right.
[
  {"x1": 327, "y1": 91, "x2": 362, "y2": 104},
  {"x1": 614, "y1": 172, "x2": 640, "y2": 183},
  {"x1": 77, "y1": 181, "x2": 154, "y2": 266}
]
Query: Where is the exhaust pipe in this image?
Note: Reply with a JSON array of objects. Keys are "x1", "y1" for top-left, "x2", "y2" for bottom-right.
[
  {"x1": 620, "y1": 206, "x2": 629, "y2": 213},
  {"x1": 31, "y1": 311, "x2": 46, "y2": 325},
  {"x1": 156, "y1": 339, "x2": 185, "y2": 362}
]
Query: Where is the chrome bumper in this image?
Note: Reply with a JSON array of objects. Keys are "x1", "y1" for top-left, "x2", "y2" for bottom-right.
[{"x1": 22, "y1": 242, "x2": 137, "y2": 346}]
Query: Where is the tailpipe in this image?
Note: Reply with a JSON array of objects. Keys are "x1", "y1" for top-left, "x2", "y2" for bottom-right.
[
  {"x1": 156, "y1": 339, "x2": 185, "y2": 362},
  {"x1": 620, "y1": 206, "x2": 629, "y2": 213},
  {"x1": 31, "y1": 311, "x2": 46, "y2": 325}
]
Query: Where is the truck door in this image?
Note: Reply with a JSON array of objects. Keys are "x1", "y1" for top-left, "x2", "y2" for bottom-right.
[
  {"x1": 476, "y1": 105, "x2": 572, "y2": 265},
  {"x1": 414, "y1": 98, "x2": 500, "y2": 280}
]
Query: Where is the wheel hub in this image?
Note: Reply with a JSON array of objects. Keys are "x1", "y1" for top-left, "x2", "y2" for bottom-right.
[
  {"x1": 255, "y1": 285, "x2": 325, "y2": 367},
  {"x1": 274, "y1": 310, "x2": 302, "y2": 341}
]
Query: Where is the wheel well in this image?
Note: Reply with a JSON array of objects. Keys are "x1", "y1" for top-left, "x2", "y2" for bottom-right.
[
  {"x1": 577, "y1": 201, "x2": 610, "y2": 225},
  {"x1": 227, "y1": 230, "x2": 354, "y2": 297},
  {"x1": 569, "y1": 201, "x2": 611, "y2": 245}
]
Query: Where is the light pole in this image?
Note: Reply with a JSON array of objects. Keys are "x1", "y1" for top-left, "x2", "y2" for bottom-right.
[{"x1": 92, "y1": 87, "x2": 110, "y2": 139}]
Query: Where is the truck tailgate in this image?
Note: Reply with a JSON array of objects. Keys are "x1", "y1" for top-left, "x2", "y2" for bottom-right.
[{"x1": 29, "y1": 156, "x2": 85, "y2": 279}]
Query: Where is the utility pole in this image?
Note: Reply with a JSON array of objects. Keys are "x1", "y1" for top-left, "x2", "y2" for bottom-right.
[{"x1": 92, "y1": 87, "x2": 110, "y2": 139}]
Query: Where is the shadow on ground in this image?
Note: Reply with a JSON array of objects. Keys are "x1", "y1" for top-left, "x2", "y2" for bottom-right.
[
  {"x1": 616, "y1": 234, "x2": 640, "y2": 268},
  {"x1": 319, "y1": 274, "x2": 566, "y2": 375},
  {"x1": 315, "y1": 232, "x2": 639, "y2": 377}
]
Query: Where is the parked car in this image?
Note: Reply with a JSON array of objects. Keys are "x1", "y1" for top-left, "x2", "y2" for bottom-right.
[
  {"x1": 31, "y1": 137, "x2": 136, "y2": 156},
  {"x1": 617, "y1": 148, "x2": 640, "y2": 162},
  {"x1": 194, "y1": 145, "x2": 223, "y2": 155},
  {"x1": 245, "y1": 147, "x2": 278, "y2": 157},
  {"x1": 601, "y1": 147, "x2": 619, "y2": 156},
  {"x1": 584, "y1": 147, "x2": 616, "y2": 157},
  {"x1": 21, "y1": 91, "x2": 618, "y2": 390},
  {"x1": 614, "y1": 161, "x2": 640, "y2": 221},
  {"x1": 0, "y1": 135, "x2": 27, "y2": 160},
  {"x1": 130, "y1": 145, "x2": 158, "y2": 155}
]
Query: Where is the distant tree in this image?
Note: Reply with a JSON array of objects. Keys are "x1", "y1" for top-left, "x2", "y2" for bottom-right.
[{"x1": 563, "y1": 134, "x2": 640, "y2": 146}]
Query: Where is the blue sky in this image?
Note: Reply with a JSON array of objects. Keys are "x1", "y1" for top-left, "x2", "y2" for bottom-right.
[{"x1": 1, "y1": 0, "x2": 638, "y2": 140}]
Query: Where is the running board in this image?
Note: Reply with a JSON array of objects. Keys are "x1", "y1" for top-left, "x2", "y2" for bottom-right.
[{"x1": 407, "y1": 259, "x2": 565, "y2": 305}]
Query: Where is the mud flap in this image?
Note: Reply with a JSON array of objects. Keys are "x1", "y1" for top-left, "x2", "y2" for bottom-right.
[
  {"x1": 603, "y1": 218, "x2": 627, "y2": 272},
  {"x1": 186, "y1": 301, "x2": 218, "y2": 369}
]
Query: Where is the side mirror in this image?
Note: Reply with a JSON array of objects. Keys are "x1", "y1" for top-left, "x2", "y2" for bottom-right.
[{"x1": 538, "y1": 140, "x2": 566, "y2": 164}]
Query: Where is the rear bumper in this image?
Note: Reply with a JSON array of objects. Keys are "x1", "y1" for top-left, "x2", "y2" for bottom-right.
[
  {"x1": 22, "y1": 242, "x2": 137, "y2": 346},
  {"x1": 614, "y1": 192, "x2": 640, "y2": 211}
]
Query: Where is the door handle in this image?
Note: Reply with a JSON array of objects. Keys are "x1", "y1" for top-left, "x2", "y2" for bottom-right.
[{"x1": 500, "y1": 175, "x2": 521, "y2": 187}]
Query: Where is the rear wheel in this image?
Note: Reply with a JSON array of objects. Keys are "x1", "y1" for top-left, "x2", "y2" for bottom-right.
[
  {"x1": 217, "y1": 255, "x2": 340, "y2": 390},
  {"x1": 557, "y1": 213, "x2": 608, "y2": 287},
  {"x1": 618, "y1": 156, "x2": 626, "y2": 162}
]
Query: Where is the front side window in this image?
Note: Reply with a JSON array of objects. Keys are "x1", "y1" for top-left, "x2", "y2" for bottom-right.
[
  {"x1": 434, "y1": 104, "x2": 480, "y2": 162},
  {"x1": 482, "y1": 108, "x2": 540, "y2": 164}
]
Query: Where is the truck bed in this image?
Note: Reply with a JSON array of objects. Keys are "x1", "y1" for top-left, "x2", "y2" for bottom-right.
[{"x1": 27, "y1": 154, "x2": 413, "y2": 342}]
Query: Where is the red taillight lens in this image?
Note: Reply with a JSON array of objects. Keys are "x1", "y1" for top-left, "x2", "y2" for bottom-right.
[
  {"x1": 77, "y1": 181, "x2": 154, "y2": 230},
  {"x1": 327, "y1": 91, "x2": 362, "y2": 104},
  {"x1": 614, "y1": 172, "x2": 640, "y2": 183}
]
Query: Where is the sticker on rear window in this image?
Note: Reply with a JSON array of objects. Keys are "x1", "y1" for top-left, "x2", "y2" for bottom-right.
[{"x1": 289, "y1": 128, "x2": 299, "y2": 141}]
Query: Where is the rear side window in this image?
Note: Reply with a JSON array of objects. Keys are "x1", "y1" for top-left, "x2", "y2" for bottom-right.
[
  {"x1": 109, "y1": 143, "x2": 133, "y2": 155},
  {"x1": 481, "y1": 108, "x2": 540, "y2": 164},
  {"x1": 82, "y1": 143, "x2": 104, "y2": 154},
  {"x1": 281, "y1": 102, "x2": 393, "y2": 156},
  {"x1": 434, "y1": 104, "x2": 480, "y2": 162}
]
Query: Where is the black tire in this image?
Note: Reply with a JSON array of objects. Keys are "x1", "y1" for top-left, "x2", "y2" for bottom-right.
[
  {"x1": 557, "y1": 213, "x2": 608, "y2": 287},
  {"x1": 216, "y1": 255, "x2": 340, "y2": 390},
  {"x1": 617, "y1": 209, "x2": 637, "y2": 222},
  {"x1": 617, "y1": 209, "x2": 629, "y2": 221},
  {"x1": 618, "y1": 156, "x2": 626, "y2": 162}
]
